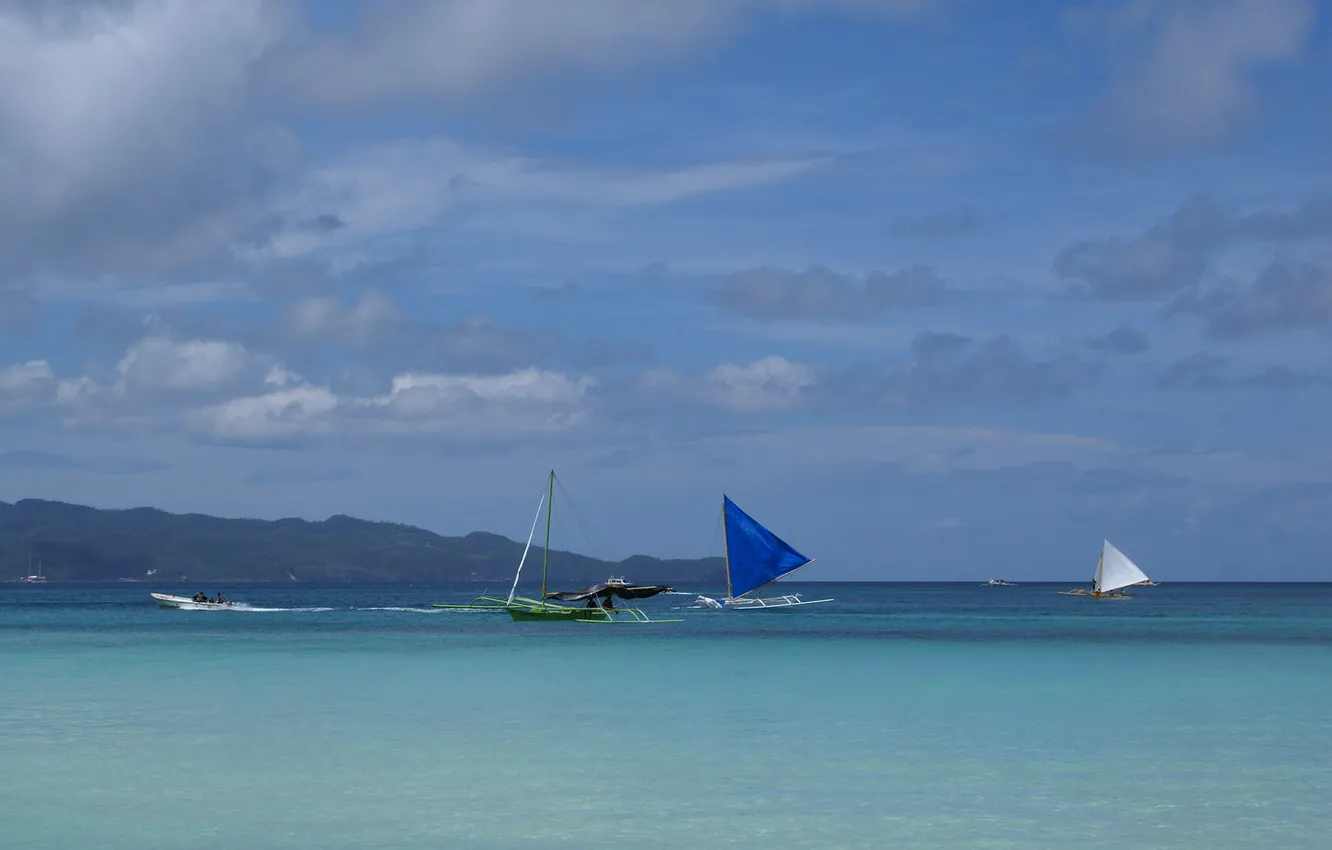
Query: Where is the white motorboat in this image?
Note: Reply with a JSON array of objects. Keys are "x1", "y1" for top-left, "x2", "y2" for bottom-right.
[
  {"x1": 984, "y1": 578, "x2": 1017, "y2": 587},
  {"x1": 151, "y1": 593, "x2": 240, "y2": 610}
]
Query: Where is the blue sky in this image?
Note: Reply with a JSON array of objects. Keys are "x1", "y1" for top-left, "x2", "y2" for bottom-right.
[{"x1": 1, "y1": 0, "x2": 1330, "y2": 580}]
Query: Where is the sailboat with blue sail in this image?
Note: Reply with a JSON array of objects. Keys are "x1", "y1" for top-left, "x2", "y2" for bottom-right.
[{"x1": 695, "y1": 495, "x2": 831, "y2": 610}]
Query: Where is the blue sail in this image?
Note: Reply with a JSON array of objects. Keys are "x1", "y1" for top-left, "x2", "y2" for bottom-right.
[{"x1": 723, "y1": 495, "x2": 812, "y2": 600}]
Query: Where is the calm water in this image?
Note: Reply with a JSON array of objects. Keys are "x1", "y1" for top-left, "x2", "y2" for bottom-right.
[{"x1": 3, "y1": 582, "x2": 1331, "y2": 849}]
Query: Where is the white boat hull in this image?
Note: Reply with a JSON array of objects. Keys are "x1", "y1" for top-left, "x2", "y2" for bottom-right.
[
  {"x1": 151, "y1": 593, "x2": 239, "y2": 610},
  {"x1": 695, "y1": 593, "x2": 833, "y2": 610}
]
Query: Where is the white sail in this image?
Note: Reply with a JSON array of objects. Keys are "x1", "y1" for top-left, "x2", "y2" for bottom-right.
[
  {"x1": 506, "y1": 492, "x2": 546, "y2": 605},
  {"x1": 1095, "y1": 539, "x2": 1149, "y2": 593}
]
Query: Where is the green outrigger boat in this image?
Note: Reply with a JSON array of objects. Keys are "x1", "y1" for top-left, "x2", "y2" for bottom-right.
[{"x1": 432, "y1": 470, "x2": 681, "y2": 623}]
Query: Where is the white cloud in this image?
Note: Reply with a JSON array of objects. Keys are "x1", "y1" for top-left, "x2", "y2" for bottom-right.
[
  {"x1": 191, "y1": 385, "x2": 341, "y2": 441},
  {"x1": 115, "y1": 337, "x2": 256, "y2": 393},
  {"x1": 705, "y1": 355, "x2": 817, "y2": 412},
  {"x1": 640, "y1": 355, "x2": 817, "y2": 413},
  {"x1": 192, "y1": 367, "x2": 596, "y2": 443},
  {"x1": 0, "y1": 360, "x2": 54, "y2": 394}
]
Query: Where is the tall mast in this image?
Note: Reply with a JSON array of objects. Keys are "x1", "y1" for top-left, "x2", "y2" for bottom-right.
[
  {"x1": 721, "y1": 495, "x2": 732, "y2": 601},
  {"x1": 541, "y1": 469, "x2": 554, "y2": 603}
]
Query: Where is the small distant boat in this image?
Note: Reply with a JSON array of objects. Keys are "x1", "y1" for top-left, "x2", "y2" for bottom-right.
[
  {"x1": 984, "y1": 578, "x2": 1017, "y2": 587},
  {"x1": 1059, "y1": 540, "x2": 1152, "y2": 599},
  {"x1": 20, "y1": 557, "x2": 46, "y2": 583},
  {"x1": 694, "y1": 495, "x2": 831, "y2": 610},
  {"x1": 151, "y1": 593, "x2": 239, "y2": 610}
]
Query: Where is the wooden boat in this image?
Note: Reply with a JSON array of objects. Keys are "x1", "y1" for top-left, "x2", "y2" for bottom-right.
[{"x1": 1058, "y1": 540, "x2": 1152, "y2": 599}]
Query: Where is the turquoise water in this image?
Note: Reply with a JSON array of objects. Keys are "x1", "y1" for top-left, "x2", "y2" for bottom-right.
[{"x1": 3, "y1": 583, "x2": 1331, "y2": 849}]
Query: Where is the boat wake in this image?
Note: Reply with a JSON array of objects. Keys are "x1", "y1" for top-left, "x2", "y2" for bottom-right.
[
  {"x1": 353, "y1": 606, "x2": 447, "y2": 614},
  {"x1": 230, "y1": 606, "x2": 336, "y2": 613}
]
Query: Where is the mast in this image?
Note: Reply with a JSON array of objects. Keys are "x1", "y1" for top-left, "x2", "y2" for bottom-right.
[
  {"x1": 721, "y1": 494, "x2": 733, "y2": 601},
  {"x1": 540, "y1": 469, "x2": 554, "y2": 604}
]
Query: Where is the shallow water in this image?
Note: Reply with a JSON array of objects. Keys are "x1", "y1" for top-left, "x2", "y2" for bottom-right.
[{"x1": 3, "y1": 582, "x2": 1330, "y2": 848}]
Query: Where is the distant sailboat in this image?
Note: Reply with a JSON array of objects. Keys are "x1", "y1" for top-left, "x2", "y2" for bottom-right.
[
  {"x1": 21, "y1": 556, "x2": 46, "y2": 583},
  {"x1": 1059, "y1": 539, "x2": 1151, "y2": 598},
  {"x1": 695, "y1": 496, "x2": 831, "y2": 610}
]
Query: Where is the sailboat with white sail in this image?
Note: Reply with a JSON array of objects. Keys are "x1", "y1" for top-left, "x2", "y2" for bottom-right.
[
  {"x1": 694, "y1": 495, "x2": 831, "y2": 610},
  {"x1": 1059, "y1": 539, "x2": 1152, "y2": 599}
]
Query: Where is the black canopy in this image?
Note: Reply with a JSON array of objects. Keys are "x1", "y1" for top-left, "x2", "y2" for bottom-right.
[{"x1": 545, "y1": 582, "x2": 674, "y2": 602}]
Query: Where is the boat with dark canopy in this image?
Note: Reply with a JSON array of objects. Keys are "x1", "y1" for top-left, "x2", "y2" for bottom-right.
[{"x1": 433, "y1": 470, "x2": 682, "y2": 623}]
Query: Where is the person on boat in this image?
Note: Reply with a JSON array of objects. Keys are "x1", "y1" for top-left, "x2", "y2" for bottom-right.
[
  {"x1": 216, "y1": 593, "x2": 226, "y2": 604},
  {"x1": 601, "y1": 595, "x2": 615, "y2": 610},
  {"x1": 192, "y1": 592, "x2": 207, "y2": 603},
  {"x1": 585, "y1": 597, "x2": 599, "y2": 609}
]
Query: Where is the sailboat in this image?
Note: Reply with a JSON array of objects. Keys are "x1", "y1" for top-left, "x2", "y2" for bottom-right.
[
  {"x1": 21, "y1": 556, "x2": 46, "y2": 583},
  {"x1": 1058, "y1": 539, "x2": 1152, "y2": 599},
  {"x1": 694, "y1": 495, "x2": 831, "y2": 610},
  {"x1": 433, "y1": 470, "x2": 680, "y2": 623}
]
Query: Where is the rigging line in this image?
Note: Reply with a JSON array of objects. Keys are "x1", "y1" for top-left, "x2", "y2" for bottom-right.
[{"x1": 553, "y1": 473, "x2": 605, "y2": 565}]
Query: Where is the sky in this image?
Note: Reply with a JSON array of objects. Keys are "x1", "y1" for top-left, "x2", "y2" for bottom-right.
[{"x1": 1, "y1": 0, "x2": 1330, "y2": 581}]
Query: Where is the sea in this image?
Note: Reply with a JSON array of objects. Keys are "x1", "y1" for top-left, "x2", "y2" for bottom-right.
[{"x1": 2, "y1": 582, "x2": 1330, "y2": 849}]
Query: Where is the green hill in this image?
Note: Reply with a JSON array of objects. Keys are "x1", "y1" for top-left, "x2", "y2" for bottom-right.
[{"x1": 0, "y1": 499, "x2": 724, "y2": 584}]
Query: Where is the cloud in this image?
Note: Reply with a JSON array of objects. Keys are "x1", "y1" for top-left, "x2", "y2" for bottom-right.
[
  {"x1": 824, "y1": 333, "x2": 1101, "y2": 410},
  {"x1": 0, "y1": 360, "x2": 54, "y2": 394},
  {"x1": 633, "y1": 336, "x2": 1099, "y2": 420},
  {"x1": 1052, "y1": 197, "x2": 1227, "y2": 300},
  {"x1": 252, "y1": 137, "x2": 822, "y2": 262},
  {"x1": 191, "y1": 367, "x2": 596, "y2": 444},
  {"x1": 1068, "y1": 0, "x2": 1315, "y2": 151},
  {"x1": 1053, "y1": 196, "x2": 1332, "y2": 302},
  {"x1": 115, "y1": 337, "x2": 259, "y2": 393},
  {"x1": 282, "y1": 291, "x2": 405, "y2": 347},
  {"x1": 1156, "y1": 352, "x2": 1328, "y2": 390},
  {"x1": 1088, "y1": 327, "x2": 1151, "y2": 354},
  {"x1": 704, "y1": 356, "x2": 818, "y2": 412},
  {"x1": 718, "y1": 263, "x2": 947, "y2": 320},
  {"x1": 638, "y1": 355, "x2": 817, "y2": 414},
  {"x1": 0, "y1": 1, "x2": 294, "y2": 280},
  {"x1": 886, "y1": 205, "x2": 985, "y2": 239},
  {"x1": 1173, "y1": 259, "x2": 1332, "y2": 337},
  {"x1": 268, "y1": 0, "x2": 936, "y2": 110}
]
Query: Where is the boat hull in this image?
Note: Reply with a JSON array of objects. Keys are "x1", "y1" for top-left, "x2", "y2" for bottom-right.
[
  {"x1": 507, "y1": 606, "x2": 588, "y2": 621},
  {"x1": 1058, "y1": 589, "x2": 1131, "y2": 599},
  {"x1": 697, "y1": 594, "x2": 833, "y2": 610},
  {"x1": 151, "y1": 593, "x2": 238, "y2": 610}
]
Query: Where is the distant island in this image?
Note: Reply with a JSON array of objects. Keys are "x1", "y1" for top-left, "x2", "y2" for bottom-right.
[{"x1": 0, "y1": 498, "x2": 725, "y2": 585}]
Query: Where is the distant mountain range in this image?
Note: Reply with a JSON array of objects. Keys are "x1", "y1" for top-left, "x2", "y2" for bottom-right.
[{"x1": 0, "y1": 498, "x2": 725, "y2": 585}]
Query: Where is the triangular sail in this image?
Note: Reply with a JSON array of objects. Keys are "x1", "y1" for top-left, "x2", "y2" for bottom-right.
[
  {"x1": 1095, "y1": 539, "x2": 1149, "y2": 594},
  {"x1": 723, "y1": 496, "x2": 812, "y2": 599}
]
